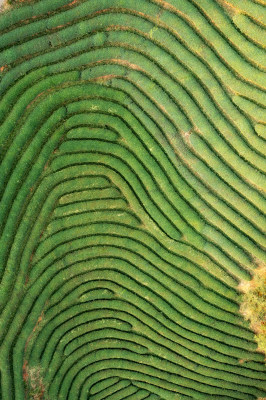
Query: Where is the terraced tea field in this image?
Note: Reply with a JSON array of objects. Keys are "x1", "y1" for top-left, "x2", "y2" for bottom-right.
[{"x1": 0, "y1": 0, "x2": 266, "y2": 399}]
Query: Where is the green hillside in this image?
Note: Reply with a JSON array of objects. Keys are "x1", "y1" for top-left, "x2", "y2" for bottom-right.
[{"x1": 0, "y1": 0, "x2": 265, "y2": 399}]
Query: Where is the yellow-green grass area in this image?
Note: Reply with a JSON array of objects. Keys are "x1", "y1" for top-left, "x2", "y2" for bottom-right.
[{"x1": 0, "y1": 0, "x2": 265, "y2": 399}]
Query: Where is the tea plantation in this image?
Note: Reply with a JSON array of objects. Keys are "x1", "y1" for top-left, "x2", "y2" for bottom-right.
[{"x1": 0, "y1": 0, "x2": 265, "y2": 399}]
